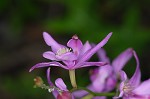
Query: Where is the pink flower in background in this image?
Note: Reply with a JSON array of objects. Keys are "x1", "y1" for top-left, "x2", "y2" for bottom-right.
[
  {"x1": 29, "y1": 32, "x2": 112, "y2": 71},
  {"x1": 73, "y1": 48, "x2": 133, "y2": 99},
  {"x1": 91, "y1": 48, "x2": 133, "y2": 91},
  {"x1": 115, "y1": 51, "x2": 150, "y2": 99}
]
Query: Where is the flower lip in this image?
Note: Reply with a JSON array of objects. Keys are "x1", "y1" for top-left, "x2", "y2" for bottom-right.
[{"x1": 56, "y1": 47, "x2": 73, "y2": 56}]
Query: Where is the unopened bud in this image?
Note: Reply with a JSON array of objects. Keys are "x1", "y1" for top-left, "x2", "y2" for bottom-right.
[
  {"x1": 34, "y1": 76, "x2": 44, "y2": 87},
  {"x1": 57, "y1": 91, "x2": 72, "y2": 99}
]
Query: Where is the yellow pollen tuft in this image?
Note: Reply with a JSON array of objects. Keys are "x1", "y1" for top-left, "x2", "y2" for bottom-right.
[
  {"x1": 123, "y1": 83, "x2": 134, "y2": 93},
  {"x1": 56, "y1": 47, "x2": 72, "y2": 56}
]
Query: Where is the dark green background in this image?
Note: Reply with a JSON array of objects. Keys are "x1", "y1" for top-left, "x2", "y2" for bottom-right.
[{"x1": 0, "y1": 0, "x2": 150, "y2": 99}]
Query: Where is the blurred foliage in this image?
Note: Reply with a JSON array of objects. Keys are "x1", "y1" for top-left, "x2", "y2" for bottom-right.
[{"x1": 0, "y1": 0, "x2": 150, "y2": 99}]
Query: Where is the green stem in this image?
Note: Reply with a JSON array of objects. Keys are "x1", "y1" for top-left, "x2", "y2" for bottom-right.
[
  {"x1": 81, "y1": 94, "x2": 94, "y2": 99},
  {"x1": 70, "y1": 86, "x2": 115, "y2": 97},
  {"x1": 69, "y1": 70, "x2": 77, "y2": 88}
]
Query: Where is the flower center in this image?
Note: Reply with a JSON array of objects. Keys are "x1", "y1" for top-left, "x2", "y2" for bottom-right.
[
  {"x1": 123, "y1": 82, "x2": 134, "y2": 93},
  {"x1": 56, "y1": 47, "x2": 73, "y2": 56}
]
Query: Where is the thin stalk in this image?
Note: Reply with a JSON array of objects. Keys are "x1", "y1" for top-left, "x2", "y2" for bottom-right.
[
  {"x1": 69, "y1": 70, "x2": 77, "y2": 88},
  {"x1": 81, "y1": 94, "x2": 94, "y2": 99},
  {"x1": 70, "y1": 86, "x2": 115, "y2": 97}
]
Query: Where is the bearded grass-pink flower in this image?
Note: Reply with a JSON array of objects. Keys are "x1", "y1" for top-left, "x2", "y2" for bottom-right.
[
  {"x1": 73, "y1": 48, "x2": 133, "y2": 99},
  {"x1": 115, "y1": 51, "x2": 150, "y2": 99},
  {"x1": 29, "y1": 32, "x2": 112, "y2": 71},
  {"x1": 90, "y1": 48, "x2": 133, "y2": 92}
]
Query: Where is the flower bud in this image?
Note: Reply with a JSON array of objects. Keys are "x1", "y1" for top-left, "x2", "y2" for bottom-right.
[
  {"x1": 34, "y1": 76, "x2": 43, "y2": 87},
  {"x1": 57, "y1": 91, "x2": 72, "y2": 99}
]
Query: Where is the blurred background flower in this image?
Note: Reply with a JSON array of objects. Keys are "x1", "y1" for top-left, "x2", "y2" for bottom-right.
[{"x1": 0, "y1": 0, "x2": 150, "y2": 99}]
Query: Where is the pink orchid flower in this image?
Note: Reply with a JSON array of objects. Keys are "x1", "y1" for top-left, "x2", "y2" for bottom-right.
[
  {"x1": 115, "y1": 51, "x2": 150, "y2": 99},
  {"x1": 29, "y1": 32, "x2": 112, "y2": 71},
  {"x1": 73, "y1": 48, "x2": 133, "y2": 99}
]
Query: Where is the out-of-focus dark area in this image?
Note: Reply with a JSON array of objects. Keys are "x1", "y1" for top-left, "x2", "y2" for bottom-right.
[{"x1": 0, "y1": 0, "x2": 150, "y2": 99}]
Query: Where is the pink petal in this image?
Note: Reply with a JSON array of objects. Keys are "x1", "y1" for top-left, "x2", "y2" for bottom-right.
[
  {"x1": 57, "y1": 91, "x2": 72, "y2": 99},
  {"x1": 73, "y1": 85, "x2": 94, "y2": 98},
  {"x1": 132, "y1": 95, "x2": 150, "y2": 99},
  {"x1": 55, "y1": 78, "x2": 68, "y2": 91},
  {"x1": 120, "y1": 71, "x2": 128, "y2": 81},
  {"x1": 133, "y1": 79, "x2": 150, "y2": 95},
  {"x1": 113, "y1": 96, "x2": 121, "y2": 99},
  {"x1": 91, "y1": 66, "x2": 114, "y2": 92},
  {"x1": 47, "y1": 68, "x2": 53, "y2": 86},
  {"x1": 67, "y1": 35, "x2": 83, "y2": 56},
  {"x1": 47, "y1": 68, "x2": 59, "y2": 98},
  {"x1": 74, "y1": 62, "x2": 107, "y2": 69},
  {"x1": 56, "y1": 52, "x2": 77, "y2": 61},
  {"x1": 93, "y1": 96, "x2": 106, "y2": 99},
  {"x1": 43, "y1": 51, "x2": 57, "y2": 60},
  {"x1": 129, "y1": 51, "x2": 141, "y2": 87},
  {"x1": 62, "y1": 61, "x2": 75, "y2": 68},
  {"x1": 118, "y1": 91, "x2": 124, "y2": 98},
  {"x1": 92, "y1": 76, "x2": 106, "y2": 92},
  {"x1": 90, "y1": 69, "x2": 99, "y2": 81},
  {"x1": 73, "y1": 90, "x2": 88, "y2": 98},
  {"x1": 99, "y1": 65, "x2": 114, "y2": 75},
  {"x1": 79, "y1": 41, "x2": 91, "y2": 57},
  {"x1": 97, "y1": 48, "x2": 110, "y2": 63},
  {"x1": 76, "y1": 32, "x2": 112, "y2": 66},
  {"x1": 118, "y1": 81, "x2": 126, "y2": 97},
  {"x1": 43, "y1": 32, "x2": 62, "y2": 52},
  {"x1": 90, "y1": 65, "x2": 114, "y2": 81},
  {"x1": 29, "y1": 62, "x2": 68, "y2": 72},
  {"x1": 105, "y1": 76, "x2": 117, "y2": 91},
  {"x1": 112, "y1": 48, "x2": 133, "y2": 72}
]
